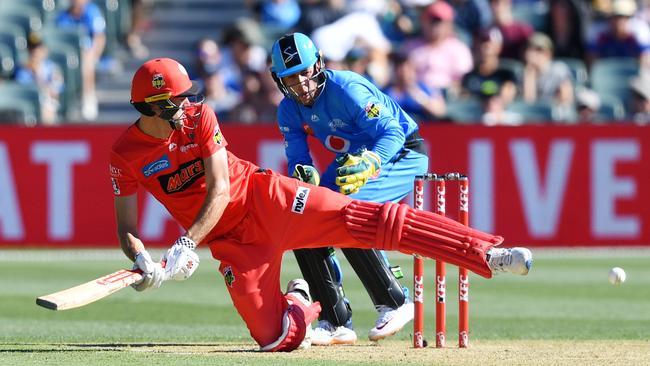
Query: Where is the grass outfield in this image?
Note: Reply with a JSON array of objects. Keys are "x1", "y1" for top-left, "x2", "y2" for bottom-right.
[{"x1": 1, "y1": 248, "x2": 649, "y2": 365}]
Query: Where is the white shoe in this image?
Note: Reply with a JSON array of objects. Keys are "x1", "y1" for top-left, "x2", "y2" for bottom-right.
[
  {"x1": 487, "y1": 247, "x2": 533, "y2": 275},
  {"x1": 311, "y1": 320, "x2": 358, "y2": 345},
  {"x1": 368, "y1": 299, "x2": 414, "y2": 341},
  {"x1": 285, "y1": 279, "x2": 313, "y2": 349}
]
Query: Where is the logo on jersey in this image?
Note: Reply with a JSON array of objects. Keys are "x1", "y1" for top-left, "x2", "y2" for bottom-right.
[
  {"x1": 311, "y1": 114, "x2": 319, "y2": 122},
  {"x1": 152, "y1": 73, "x2": 165, "y2": 89},
  {"x1": 325, "y1": 135, "x2": 351, "y2": 153},
  {"x1": 110, "y1": 177, "x2": 120, "y2": 195},
  {"x1": 157, "y1": 158, "x2": 205, "y2": 194},
  {"x1": 291, "y1": 186, "x2": 310, "y2": 214},
  {"x1": 365, "y1": 102, "x2": 381, "y2": 119},
  {"x1": 180, "y1": 143, "x2": 198, "y2": 153},
  {"x1": 329, "y1": 119, "x2": 347, "y2": 131},
  {"x1": 109, "y1": 164, "x2": 121, "y2": 178},
  {"x1": 169, "y1": 143, "x2": 177, "y2": 151},
  {"x1": 142, "y1": 155, "x2": 171, "y2": 177},
  {"x1": 223, "y1": 266, "x2": 235, "y2": 287},
  {"x1": 213, "y1": 126, "x2": 223, "y2": 145}
]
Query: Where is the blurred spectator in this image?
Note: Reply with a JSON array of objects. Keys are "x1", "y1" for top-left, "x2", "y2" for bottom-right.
[
  {"x1": 575, "y1": 87, "x2": 602, "y2": 122},
  {"x1": 55, "y1": 0, "x2": 106, "y2": 121},
  {"x1": 311, "y1": 11, "x2": 392, "y2": 63},
  {"x1": 587, "y1": 0, "x2": 650, "y2": 67},
  {"x1": 14, "y1": 33, "x2": 64, "y2": 125},
  {"x1": 405, "y1": 1, "x2": 473, "y2": 94},
  {"x1": 462, "y1": 27, "x2": 517, "y2": 105},
  {"x1": 450, "y1": 0, "x2": 493, "y2": 36},
  {"x1": 296, "y1": 0, "x2": 348, "y2": 35},
  {"x1": 522, "y1": 33, "x2": 574, "y2": 120},
  {"x1": 548, "y1": 0, "x2": 590, "y2": 59},
  {"x1": 251, "y1": 0, "x2": 302, "y2": 35},
  {"x1": 488, "y1": 0, "x2": 534, "y2": 60},
  {"x1": 383, "y1": 52, "x2": 446, "y2": 121},
  {"x1": 345, "y1": 48, "x2": 372, "y2": 79},
  {"x1": 376, "y1": 0, "x2": 419, "y2": 43},
  {"x1": 227, "y1": 70, "x2": 278, "y2": 124},
  {"x1": 629, "y1": 75, "x2": 650, "y2": 123},
  {"x1": 219, "y1": 20, "x2": 268, "y2": 93},
  {"x1": 126, "y1": 0, "x2": 152, "y2": 59},
  {"x1": 193, "y1": 38, "x2": 223, "y2": 79},
  {"x1": 203, "y1": 71, "x2": 240, "y2": 119},
  {"x1": 480, "y1": 89, "x2": 523, "y2": 125}
]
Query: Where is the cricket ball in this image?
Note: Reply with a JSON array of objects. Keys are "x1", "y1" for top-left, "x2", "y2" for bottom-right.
[{"x1": 608, "y1": 267, "x2": 626, "y2": 286}]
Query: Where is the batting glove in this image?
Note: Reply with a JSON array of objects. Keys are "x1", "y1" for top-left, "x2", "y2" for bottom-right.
[
  {"x1": 163, "y1": 236, "x2": 200, "y2": 281},
  {"x1": 335, "y1": 150, "x2": 381, "y2": 195},
  {"x1": 292, "y1": 164, "x2": 320, "y2": 186},
  {"x1": 132, "y1": 249, "x2": 166, "y2": 292}
]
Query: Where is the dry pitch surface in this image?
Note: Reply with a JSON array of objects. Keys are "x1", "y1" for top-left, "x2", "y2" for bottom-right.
[{"x1": 22, "y1": 340, "x2": 647, "y2": 366}]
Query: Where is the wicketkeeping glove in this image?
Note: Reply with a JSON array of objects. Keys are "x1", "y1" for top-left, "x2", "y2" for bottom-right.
[
  {"x1": 335, "y1": 150, "x2": 381, "y2": 195},
  {"x1": 292, "y1": 164, "x2": 320, "y2": 185},
  {"x1": 132, "y1": 249, "x2": 166, "y2": 292},
  {"x1": 163, "y1": 236, "x2": 200, "y2": 281}
]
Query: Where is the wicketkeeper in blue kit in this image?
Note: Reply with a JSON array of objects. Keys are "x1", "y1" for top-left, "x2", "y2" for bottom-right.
[{"x1": 271, "y1": 32, "x2": 430, "y2": 345}]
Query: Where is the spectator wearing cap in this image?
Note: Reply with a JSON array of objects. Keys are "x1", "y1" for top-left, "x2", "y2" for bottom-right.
[
  {"x1": 55, "y1": 0, "x2": 106, "y2": 120},
  {"x1": 14, "y1": 33, "x2": 64, "y2": 125},
  {"x1": 383, "y1": 52, "x2": 446, "y2": 121},
  {"x1": 405, "y1": 1, "x2": 473, "y2": 95},
  {"x1": 587, "y1": 0, "x2": 650, "y2": 67},
  {"x1": 629, "y1": 75, "x2": 650, "y2": 124},
  {"x1": 575, "y1": 87, "x2": 602, "y2": 122},
  {"x1": 487, "y1": 0, "x2": 534, "y2": 60},
  {"x1": 522, "y1": 33, "x2": 575, "y2": 121},
  {"x1": 461, "y1": 27, "x2": 517, "y2": 106}
]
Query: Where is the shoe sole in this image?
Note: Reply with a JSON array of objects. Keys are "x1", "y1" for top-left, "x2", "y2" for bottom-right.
[
  {"x1": 368, "y1": 327, "x2": 401, "y2": 341},
  {"x1": 312, "y1": 338, "x2": 357, "y2": 346}
]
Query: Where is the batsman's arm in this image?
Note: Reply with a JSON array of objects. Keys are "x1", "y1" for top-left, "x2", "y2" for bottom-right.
[
  {"x1": 183, "y1": 147, "x2": 230, "y2": 244},
  {"x1": 114, "y1": 193, "x2": 143, "y2": 261}
]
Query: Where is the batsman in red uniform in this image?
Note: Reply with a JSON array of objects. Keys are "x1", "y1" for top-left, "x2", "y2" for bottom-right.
[{"x1": 110, "y1": 58, "x2": 533, "y2": 352}]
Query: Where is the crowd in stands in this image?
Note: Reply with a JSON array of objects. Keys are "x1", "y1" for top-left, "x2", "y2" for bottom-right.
[
  {"x1": 202, "y1": 0, "x2": 650, "y2": 125},
  {"x1": 3, "y1": 0, "x2": 650, "y2": 125},
  {"x1": 0, "y1": 0, "x2": 149, "y2": 125}
]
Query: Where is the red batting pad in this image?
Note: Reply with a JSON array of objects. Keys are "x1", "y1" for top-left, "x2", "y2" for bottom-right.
[{"x1": 343, "y1": 200, "x2": 503, "y2": 278}]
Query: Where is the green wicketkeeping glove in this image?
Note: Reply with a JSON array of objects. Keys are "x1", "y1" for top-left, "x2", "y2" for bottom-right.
[
  {"x1": 292, "y1": 164, "x2": 320, "y2": 186},
  {"x1": 335, "y1": 150, "x2": 381, "y2": 195}
]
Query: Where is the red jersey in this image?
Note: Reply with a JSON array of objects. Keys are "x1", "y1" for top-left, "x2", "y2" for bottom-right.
[{"x1": 109, "y1": 104, "x2": 259, "y2": 241}]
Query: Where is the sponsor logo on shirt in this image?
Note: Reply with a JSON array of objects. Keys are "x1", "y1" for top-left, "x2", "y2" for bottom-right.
[
  {"x1": 169, "y1": 142, "x2": 177, "y2": 151},
  {"x1": 180, "y1": 143, "x2": 198, "y2": 153},
  {"x1": 223, "y1": 266, "x2": 235, "y2": 287},
  {"x1": 111, "y1": 177, "x2": 120, "y2": 195},
  {"x1": 311, "y1": 114, "x2": 319, "y2": 122},
  {"x1": 328, "y1": 119, "x2": 347, "y2": 131},
  {"x1": 109, "y1": 164, "x2": 121, "y2": 178},
  {"x1": 157, "y1": 158, "x2": 205, "y2": 194},
  {"x1": 213, "y1": 126, "x2": 223, "y2": 145},
  {"x1": 291, "y1": 186, "x2": 310, "y2": 214},
  {"x1": 365, "y1": 101, "x2": 381, "y2": 119},
  {"x1": 325, "y1": 135, "x2": 350, "y2": 153},
  {"x1": 142, "y1": 155, "x2": 171, "y2": 177}
]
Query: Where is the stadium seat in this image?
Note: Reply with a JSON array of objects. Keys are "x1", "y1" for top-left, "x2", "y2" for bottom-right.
[
  {"x1": 590, "y1": 57, "x2": 639, "y2": 107},
  {"x1": 0, "y1": 3, "x2": 43, "y2": 35},
  {"x1": 594, "y1": 94, "x2": 626, "y2": 123},
  {"x1": 507, "y1": 100, "x2": 554, "y2": 123},
  {"x1": 557, "y1": 57, "x2": 589, "y2": 86},
  {"x1": 0, "y1": 82, "x2": 41, "y2": 125},
  {"x1": 0, "y1": 23, "x2": 28, "y2": 65},
  {"x1": 48, "y1": 44, "x2": 82, "y2": 119},
  {"x1": 445, "y1": 98, "x2": 483, "y2": 124},
  {"x1": 41, "y1": 27, "x2": 84, "y2": 72},
  {"x1": 0, "y1": 43, "x2": 15, "y2": 79},
  {"x1": 511, "y1": 2, "x2": 549, "y2": 32}
]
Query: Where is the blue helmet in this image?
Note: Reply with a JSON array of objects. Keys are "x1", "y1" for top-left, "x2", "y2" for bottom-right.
[
  {"x1": 270, "y1": 33, "x2": 327, "y2": 103},
  {"x1": 271, "y1": 33, "x2": 320, "y2": 77}
]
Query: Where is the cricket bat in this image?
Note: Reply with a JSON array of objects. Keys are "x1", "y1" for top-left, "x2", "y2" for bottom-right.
[{"x1": 36, "y1": 268, "x2": 142, "y2": 311}]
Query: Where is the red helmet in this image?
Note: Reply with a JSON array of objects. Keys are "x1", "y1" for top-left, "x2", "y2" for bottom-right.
[{"x1": 131, "y1": 58, "x2": 203, "y2": 129}]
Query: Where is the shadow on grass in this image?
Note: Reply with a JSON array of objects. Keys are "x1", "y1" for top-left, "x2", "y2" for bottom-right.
[{"x1": 0, "y1": 343, "x2": 259, "y2": 353}]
